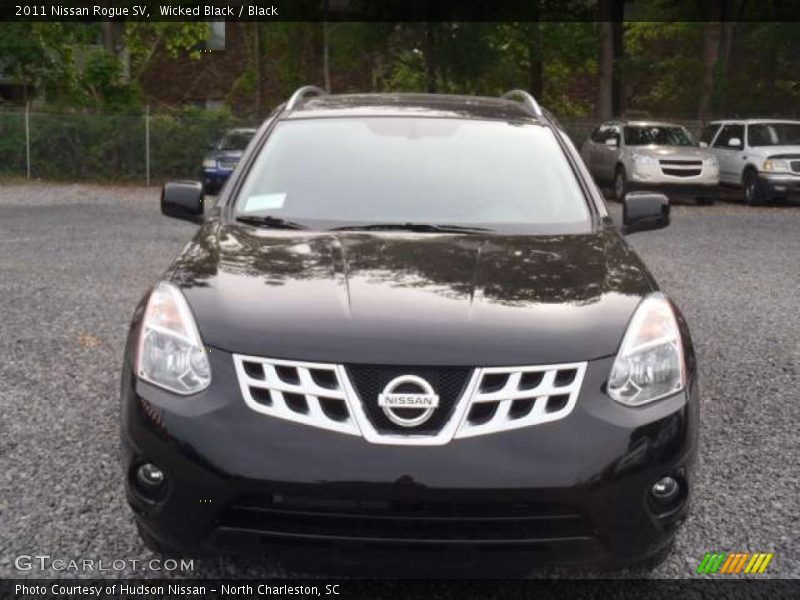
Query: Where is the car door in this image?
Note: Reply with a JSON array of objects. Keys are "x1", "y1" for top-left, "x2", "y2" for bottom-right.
[
  {"x1": 581, "y1": 126, "x2": 606, "y2": 178},
  {"x1": 712, "y1": 123, "x2": 745, "y2": 184},
  {"x1": 597, "y1": 125, "x2": 622, "y2": 183}
]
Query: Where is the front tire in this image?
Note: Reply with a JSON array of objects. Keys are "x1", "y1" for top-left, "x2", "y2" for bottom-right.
[
  {"x1": 614, "y1": 166, "x2": 627, "y2": 201},
  {"x1": 743, "y1": 170, "x2": 763, "y2": 206}
]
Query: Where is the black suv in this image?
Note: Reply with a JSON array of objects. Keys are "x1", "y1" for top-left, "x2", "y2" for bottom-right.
[{"x1": 122, "y1": 87, "x2": 698, "y2": 573}]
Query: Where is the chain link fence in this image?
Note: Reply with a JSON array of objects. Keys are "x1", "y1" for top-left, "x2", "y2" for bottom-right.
[
  {"x1": 0, "y1": 107, "x2": 254, "y2": 184},
  {"x1": 0, "y1": 108, "x2": 707, "y2": 185}
]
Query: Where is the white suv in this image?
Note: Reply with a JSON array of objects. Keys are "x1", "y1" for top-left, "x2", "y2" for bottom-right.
[
  {"x1": 702, "y1": 119, "x2": 800, "y2": 204},
  {"x1": 581, "y1": 120, "x2": 719, "y2": 204}
]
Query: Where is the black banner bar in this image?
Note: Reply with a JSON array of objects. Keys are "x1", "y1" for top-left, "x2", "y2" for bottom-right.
[
  {"x1": 3, "y1": 0, "x2": 800, "y2": 22},
  {"x1": 3, "y1": 579, "x2": 800, "y2": 600}
]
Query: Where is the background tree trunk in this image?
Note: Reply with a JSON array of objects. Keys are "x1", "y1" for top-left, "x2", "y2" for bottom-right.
[
  {"x1": 698, "y1": 20, "x2": 722, "y2": 122},
  {"x1": 611, "y1": 10, "x2": 624, "y2": 117},
  {"x1": 253, "y1": 23, "x2": 262, "y2": 119},
  {"x1": 424, "y1": 23, "x2": 437, "y2": 93},
  {"x1": 527, "y1": 5, "x2": 543, "y2": 99},
  {"x1": 597, "y1": 1, "x2": 614, "y2": 119}
]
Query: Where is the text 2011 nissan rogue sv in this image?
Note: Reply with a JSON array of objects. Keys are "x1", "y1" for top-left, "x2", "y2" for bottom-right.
[{"x1": 121, "y1": 87, "x2": 698, "y2": 573}]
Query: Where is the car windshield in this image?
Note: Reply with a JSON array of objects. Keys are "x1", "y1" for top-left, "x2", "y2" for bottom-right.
[
  {"x1": 218, "y1": 131, "x2": 254, "y2": 151},
  {"x1": 624, "y1": 126, "x2": 695, "y2": 147},
  {"x1": 234, "y1": 117, "x2": 590, "y2": 230},
  {"x1": 748, "y1": 123, "x2": 800, "y2": 146}
]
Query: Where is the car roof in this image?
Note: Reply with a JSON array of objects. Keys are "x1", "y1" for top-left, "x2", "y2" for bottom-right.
[
  {"x1": 601, "y1": 120, "x2": 684, "y2": 128},
  {"x1": 709, "y1": 119, "x2": 800, "y2": 125},
  {"x1": 281, "y1": 93, "x2": 542, "y2": 123}
]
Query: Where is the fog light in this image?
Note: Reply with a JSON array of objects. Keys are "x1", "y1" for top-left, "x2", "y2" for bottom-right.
[
  {"x1": 651, "y1": 476, "x2": 679, "y2": 503},
  {"x1": 136, "y1": 463, "x2": 165, "y2": 488}
]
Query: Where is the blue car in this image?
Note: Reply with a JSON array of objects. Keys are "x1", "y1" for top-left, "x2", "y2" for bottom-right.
[{"x1": 201, "y1": 128, "x2": 257, "y2": 194}]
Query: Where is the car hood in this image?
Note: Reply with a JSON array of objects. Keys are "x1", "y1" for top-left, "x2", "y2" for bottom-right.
[
  {"x1": 208, "y1": 150, "x2": 244, "y2": 161},
  {"x1": 630, "y1": 145, "x2": 711, "y2": 160},
  {"x1": 756, "y1": 146, "x2": 800, "y2": 158},
  {"x1": 167, "y1": 222, "x2": 656, "y2": 366}
]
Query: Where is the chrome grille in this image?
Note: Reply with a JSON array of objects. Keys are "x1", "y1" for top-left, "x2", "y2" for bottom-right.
[
  {"x1": 233, "y1": 356, "x2": 360, "y2": 436},
  {"x1": 791, "y1": 160, "x2": 800, "y2": 173},
  {"x1": 233, "y1": 354, "x2": 587, "y2": 446},
  {"x1": 456, "y1": 364, "x2": 586, "y2": 439},
  {"x1": 659, "y1": 159, "x2": 703, "y2": 178},
  {"x1": 218, "y1": 160, "x2": 238, "y2": 170}
]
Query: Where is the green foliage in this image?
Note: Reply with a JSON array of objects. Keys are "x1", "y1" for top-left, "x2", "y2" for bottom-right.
[
  {"x1": 0, "y1": 107, "x2": 244, "y2": 182},
  {"x1": 149, "y1": 107, "x2": 243, "y2": 180}
]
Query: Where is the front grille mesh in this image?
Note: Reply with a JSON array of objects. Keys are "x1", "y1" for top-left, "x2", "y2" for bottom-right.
[
  {"x1": 346, "y1": 365, "x2": 471, "y2": 434},
  {"x1": 233, "y1": 354, "x2": 587, "y2": 445},
  {"x1": 662, "y1": 167, "x2": 702, "y2": 177}
]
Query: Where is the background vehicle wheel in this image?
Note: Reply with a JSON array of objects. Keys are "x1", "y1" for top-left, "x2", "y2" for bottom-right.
[
  {"x1": 136, "y1": 521, "x2": 182, "y2": 556},
  {"x1": 614, "y1": 166, "x2": 627, "y2": 201},
  {"x1": 743, "y1": 170, "x2": 763, "y2": 205}
]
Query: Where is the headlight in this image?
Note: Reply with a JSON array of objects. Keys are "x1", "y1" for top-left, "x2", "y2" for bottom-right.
[
  {"x1": 202, "y1": 158, "x2": 217, "y2": 169},
  {"x1": 705, "y1": 155, "x2": 719, "y2": 168},
  {"x1": 136, "y1": 282, "x2": 211, "y2": 395},
  {"x1": 633, "y1": 154, "x2": 659, "y2": 166},
  {"x1": 608, "y1": 294, "x2": 685, "y2": 406},
  {"x1": 763, "y1": 159, "x2": 790, "y2": 172}
]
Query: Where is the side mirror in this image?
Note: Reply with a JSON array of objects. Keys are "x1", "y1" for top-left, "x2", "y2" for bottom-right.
[
  {"x1": 605, "y1": 137, "x2": 619, "y2": 147},
  {"x1": 698, "y1": 141, "x2": 708, "y2": 148},
  {"x1": 161, "y1": 181, "x2": 204, "y2": 223},
  {"x1": 728, "y1": 137, "x2": 742, "y2": 148},
  {"x1": 622, "y1": 192, "x2": 670, "y2": 234}
]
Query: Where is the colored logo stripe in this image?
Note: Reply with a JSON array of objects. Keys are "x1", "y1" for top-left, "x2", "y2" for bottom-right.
[{"x1": 697, "y1": 552, "x2": 773, "y2": 574}]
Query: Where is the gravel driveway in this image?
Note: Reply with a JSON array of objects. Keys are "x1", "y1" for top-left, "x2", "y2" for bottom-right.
[{"x1": 0, "y1": 182, "x2": 797, "y2": 579}]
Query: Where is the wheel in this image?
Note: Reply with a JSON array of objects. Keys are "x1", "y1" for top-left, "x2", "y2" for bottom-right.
[
  {"x1": 743, "y1": 170, "x2": 763, "y2": 205},
  {"x1": 136, "y1": 521, "x2": 182, "y2": 556},
  {"x1": 614, "y1": 166, "x2": 627, "y2": 201}
]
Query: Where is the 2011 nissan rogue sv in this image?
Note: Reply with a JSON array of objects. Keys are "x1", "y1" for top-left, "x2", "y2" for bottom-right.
[{"x1": 120, "y1": 87, "x2": 698, "y2": 573}]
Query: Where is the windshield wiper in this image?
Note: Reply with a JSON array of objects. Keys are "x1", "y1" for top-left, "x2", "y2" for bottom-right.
[
  {"x1": 235, "y1": 215, "x2": 308, "y2": 230},
  {"x1": 330, "y1": 222, "x2": 492, "y2": 234}
]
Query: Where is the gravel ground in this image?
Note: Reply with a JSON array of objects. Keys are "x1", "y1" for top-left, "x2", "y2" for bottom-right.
[{"x1": 0, "y1": 181, "x2": 797, "y2": 580}]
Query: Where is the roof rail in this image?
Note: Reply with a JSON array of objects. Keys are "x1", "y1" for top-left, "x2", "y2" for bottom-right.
[
  {"x1": 501, "y1": 89, "x2": 543, "y2": 117},
  {"x1": 285, "y1": 85, "x2": 327, "y2": 111}
]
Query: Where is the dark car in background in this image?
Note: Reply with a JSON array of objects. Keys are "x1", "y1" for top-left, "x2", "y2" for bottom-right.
[
  {"x1": 123, "y1": 87, "x2": 698, "y2": 574},
  {"x1": 201, "y1": 128, "x2": 257, "y2": 194}
]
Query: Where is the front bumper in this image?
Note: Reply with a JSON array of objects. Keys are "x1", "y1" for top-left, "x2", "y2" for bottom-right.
[
  {"x1": 121, "y1": 342, "x2": 699, "y2": 571},
  {"x1": 759, "y1": 172, "x2": 800, "y2": 199},
  {"x1": 627, "y1": 180, "x2": 718, "y2": 199}
]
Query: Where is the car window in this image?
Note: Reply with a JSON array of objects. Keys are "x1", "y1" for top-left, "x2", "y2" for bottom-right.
[
  {"x1": 700, "y1": 124, "x2": 721, "y2": 145},
  {"x1": 624, "y1": 126, "x2": 695, "y2": 146},
  {"x1": 235, "y1": 117, "x2": 591, "y2": 228},
  {"x1": 218, "y1": 131, "x2": 255, "y2": 151},
  {"x1": 590, "y1": 126, "x2": 605, "y2": 143},
  {"x1": 747, "y1": 123, "x2": 800, "y2": 146},
  {"x1": 713, "y1": 124, "x2": 744, "y2": 149}
]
